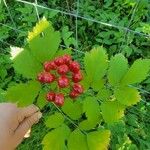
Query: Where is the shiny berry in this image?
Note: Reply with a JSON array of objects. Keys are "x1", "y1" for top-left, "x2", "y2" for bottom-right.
[
  {"x1": 44, "y1": 61, "x2": 57, "y2": 71},
  {"x1": 58, "y1": 76, "x2": 69, "y2": 88},
  {"x1": 73, "y1": 83, "x2": 84, "y2": 94},
  {"x1": 72, "y1": 71, "x2": 83, "y2": 83},
  {"x1": 46, "y1": 92, "x2": 55, "y2": 102},
  {"x1": 37, "y1": 72, "x2": 55, "y2": 83},
  {"x1": 57, "y1": 64, "x2": 69, "y2": 75},
  {"x1": 69, "y1": 91, "x2": 79, "y2": 99},
  {"x1": 63, "y1": 54, "x2": 72, "y2": 64},
  {"x1": 69, "y1": 61, "x2": 80, "y2": 73},
  {"x1": 37, "y1": 73, "x2": 45, "y2": 83},
  {"x1": 54, "y1": 57, "x2": 64, "y2": 66},
  {"x1": 54, "y1": 93, "x2": 64, "y2": 106}
]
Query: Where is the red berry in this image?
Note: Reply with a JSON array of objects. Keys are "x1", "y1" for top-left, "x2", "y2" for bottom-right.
[
  {"x1": 44, "y1": 61, "x2": 57, "y2": 71},
  {"x1": 44, "y1": 73, "x2": 55, "y2": 83},
  {"x1": 57, "y1": 64, "x2": 69, "y2": 75},
  {"x1": 63, "y1": 54, "x2": 72, "y2": 64},
  {"x1": 58, "y1": 76, "x2": 69, "y2": 88},
  {"x1": 72, "y1": 71, "x2": 83, "y2": 83},
  {"x1": 54, "y1": 93, "x2": 64, "y2": 106},
  {"x1": 69, "y1": 91, "x2": 79, "y2": 99},
  {"x1": 37, "y1": 72, "x2": 55, "y2": 83},
  {"x1": 37, "y1": 73, "x2": 45, "y2": 83},
  {"x1": 73, "y1": 83, "x2": 84, "y2": 94},
  {"x1": 54, "y1": 57, "x2": 64, "y2": 66},
  {"x1": 46, "y1": 92, "x2": 55, "y2": 102},
  {"x1": 69, "y1": 61, "x2": 80, "y2": 73}
]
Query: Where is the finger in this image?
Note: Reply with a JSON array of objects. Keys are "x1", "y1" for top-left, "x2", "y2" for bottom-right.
[
  {"x1": 14, "y1": 111, "x2": 42, "y2": 145},
  {"x1": 18, "y1": 104, "x2": 39, "y2": 123}
]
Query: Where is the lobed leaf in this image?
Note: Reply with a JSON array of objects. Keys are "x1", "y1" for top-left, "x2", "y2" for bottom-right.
[
  {"x1": 87, "y1": 129, "x2": 111, "y2": 150},
  {"x1": 42, "y1": 124, "x2": 70, "y2": 150},
  {"x1": 115, "y1": 86, "x2": 141, "y2": 106},
  {"x1": 121, "y1": 59, "x2": 150, "y2": 85},
  {"x1": 62, "y1": 99, "x2": 82, "y2": 120},
  {"x1": 13, "y1": 48, "x2": 42, "y2": 79},
  {"x1": 45, "y1": 112, "x2": 64, "y2": 129},
  {"x1": 29, "y1": 20, "x2": 61, "y2": 63},
  {"x1": 108, "y1": 54, "x2": 128, "y2": 86},
  {"x1": 68, "y1": 129, "x2": 88, "y2": 150},
  {"x1": 6, "y1": 81, "x2": 41, "y2": 106},
  {"x1": 79, "y1": 97, "x2": 101, "y2": 130},
  {"x1": 84, "y1": 47, "x2": 108, "y2": 85},
  {"x1": 36, "y1": 90, "x2": 47, "y2": 109},
  {"x1": 101, "y1": 101, "x2": 125, "y2": 124}
]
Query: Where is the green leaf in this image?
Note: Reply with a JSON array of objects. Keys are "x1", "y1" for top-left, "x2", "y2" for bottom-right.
[
  {"x1": 84, "y1": 47, "x2": 108, "y2": 84},
  {"x1": 97, "y1": 88, "x2": 112, "y2": 101},
  {"x1": 101, "y1": 101, "x2": 125, "y2": 124},
  {"x1": 0, "y1": 89, "x2": 6, "y2": 102},
  {"x1": 108, "y1": 54, "x2": 128, "y2": 86},
  {"x1": 91, "y1": 79, "x2": 105, "y2": 91},
  {"x1": 13, "y1": 48, "x2": 42, "y2": 79},
  {"x1": 62, "y1": 99, "x2": 82, "y2": 120},
  {"x1": 121, "y1": 59, "x2": 150, "y2": 85},
  {"x1": 29, "y1": 24, "x2": 61, "y2": 63},
  {"x1": 0, "y1": 65, "x2": 7, "y2": 80},
  {"x1": 115, "y1": 86, "x2": 141, "y2": 106},
  {"x1": 6, "y1": 81, "x2": 41, "y2": 106},
  {"x1": 42, "y1": 124, "x2": 70, "y2": 150},
  {"x1": 79, "y1": 97, "x2": 101, "y2": 130},
  {"x1": 54, "y1": 48, "x2": 72, "y2": 57},
  {"x1": 87, "y1": 129, "x2": 111, "y2": 150},
  {"x1": 45, "y1": 112, "x2": 64, "y2": 129},
  {"x1": 36, "y1": 90, "x2": 47, "y2": 109},
  {"x1": 68, "y1": 129, "x2": 88, "y2": 150}
]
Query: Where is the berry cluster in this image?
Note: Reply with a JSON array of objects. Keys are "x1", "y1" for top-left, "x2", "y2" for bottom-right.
[{"x1": 37, "y1": 54, "x2": 84, "y2": 106}]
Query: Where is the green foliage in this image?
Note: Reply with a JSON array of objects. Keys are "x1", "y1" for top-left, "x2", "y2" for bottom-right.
[
  {"x1": 12, "y1": 47, "x2": 42, "y2": 79},
  {"x1": 79, "y1": 97, "x2": 101, "y2": 130},
  {"x1": 45, "y1": 112, "x2": 64, "y2": 129},
  {"x1": 36, "y1": 90, "x2": 48, "y2": 109},
  {"x1": 1, "y1": 6, "x2": 150, "y2": 149},
  {"x1": 62, "y1": 99, "x2": 82, "y2": 120},
  {"x1": 29, "y1": 24, "x2": 61, "y2": 63},
  {"x1": 68, "y1": 129, "x2": 88, "y2": 150},
  {"x1": 87, "y1": 130, "x2": 111, "y2": 150},
  {"x1": 115, "y1": 86, "x2": 141, "y2": 106},
  {"x1": 121, "y1": 59, "x2": 150, "y2": 85},
  {"x1": 42, "y1": 124, "x2": 70, "y2": 150},
  {"x1": 84, "y1": 47, "x2": 108, "y2": 87},
  {"x1": 101, "y1": 101, "x2": 125, "y2": 124},
  {"x1": 6, "y1": 81, "x2": 41, "y2": 106},
  {"x1": 108, "y1": 54, "x2": 128, "y2": 86}
]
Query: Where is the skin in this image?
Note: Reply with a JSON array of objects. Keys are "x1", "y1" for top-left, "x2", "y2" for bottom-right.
[{"x1": 0, "y1": 103, "x2": 42, "y2": 150}]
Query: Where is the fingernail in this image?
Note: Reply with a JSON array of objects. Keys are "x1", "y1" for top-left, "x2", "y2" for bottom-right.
[
  {"x1": 38, "y1": 112, "x2": 42, "y2": 119},
  {"x1": 31, "y1": 104, "x2": 39, "y2": 111}
]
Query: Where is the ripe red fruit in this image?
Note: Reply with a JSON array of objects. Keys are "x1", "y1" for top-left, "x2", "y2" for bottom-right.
[
  {"x1": 72, "y1": 71, "x2": 83, "y2": 83},
  {"x1": 73, "y1": 83, "x2": 84, "y2": 94},
  {"x1": 44, "y1": 61, "x2": 57, "y2": 71},
  {"x1": 69, "y1": 61, "x2": 80, "y2": 73},
  {"x1": 69, "y1": 91, "x2": 79, "y2": 99},
  {"x1": 54, "y1": 93, "x2": 64, "y2": 106},
  {"x1": 63, "y1": 54, "x2": 72, "y2": 64},
  {"x1": 57, "y1": 64, "x2": 69, "y2": 75},
  {"x1": 37, "y1": 72, "x2": 55, "y2": 83},
  {"x1": 37, "y1": 73, "x2": 45, "y2": 83},
  {"x1": 46, "y1": 92, "x2": 55, "y2": 102},
  {"x1": 54, "y1": 57, "x2": 64, "y2": 66},
  {"x1": 58, "y1": 76, "x2": 69, "y2": 88}
]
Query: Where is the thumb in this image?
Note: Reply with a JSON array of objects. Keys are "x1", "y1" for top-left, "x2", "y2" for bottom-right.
[{"x1": 14, "y1": 111, "x2": 42, "y2": 146}]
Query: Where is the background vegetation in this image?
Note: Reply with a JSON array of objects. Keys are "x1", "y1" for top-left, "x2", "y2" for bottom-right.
[{"x1": 0, "y1": 0, "x2": 150, "y2": 149}]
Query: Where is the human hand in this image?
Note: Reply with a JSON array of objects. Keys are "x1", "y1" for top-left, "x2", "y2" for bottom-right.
[{"x1": 0, "y1": 103, "x2": 42, "y2": 150}]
